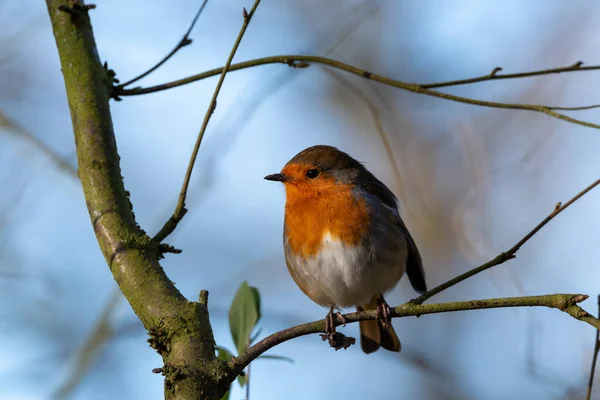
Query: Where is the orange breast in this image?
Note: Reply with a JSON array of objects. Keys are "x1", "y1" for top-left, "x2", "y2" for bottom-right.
[{"x1": 284, "y1": 179, "x2": 370, "y2": 258}]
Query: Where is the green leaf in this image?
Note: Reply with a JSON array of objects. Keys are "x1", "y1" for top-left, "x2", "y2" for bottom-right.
[
  {"x1": 249, "y1": 286, "x2": 261, "y2": 318},
  {"x1": 216, "y1": 346, "x2": 234, "y2": 400},
  {"x1": 258, "y1": 354, "x2": 294, "y2": 364},
  {"x1": 228, "y1": 281, "x2": 261, "y2": 355}
]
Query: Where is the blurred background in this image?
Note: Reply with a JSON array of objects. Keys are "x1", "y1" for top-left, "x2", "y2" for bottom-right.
[{"x1": 1, "y1": 0, "x2": 600, "y2": 399}]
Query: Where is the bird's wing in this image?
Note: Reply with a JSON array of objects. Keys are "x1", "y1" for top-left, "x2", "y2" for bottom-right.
[
  {"x1": 363, "y1": 179, "x2": 427, "y2": 294},
  {"x1": 395, "y1": 215, "x2": 427, "y2": 294}
]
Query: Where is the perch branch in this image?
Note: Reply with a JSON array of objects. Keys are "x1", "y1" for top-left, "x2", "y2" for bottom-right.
[
  {"x1": 117, "y1": 55, "x2": 600, "y2": 130},
  {"x1": 232, "y1": 294, "x2": 599, "y2": 372},
  {"x1": 119, "y1": 0, "x2": 210, "y2": 88},
  {"x1": 413, "y1": 177, "x2": 600, "y2": 304},
  {"x1": 152, "y1": 0, "x2": 261, "y2": 244}
]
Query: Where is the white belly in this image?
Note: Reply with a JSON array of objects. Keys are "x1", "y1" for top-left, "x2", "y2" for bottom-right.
[{"x1": 285, "y1": 232, "x2": 407, "y2": 308}]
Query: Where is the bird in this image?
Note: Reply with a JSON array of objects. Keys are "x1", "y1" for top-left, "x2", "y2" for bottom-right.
[{"x1": 264, "y1": 145, "x2": 427, "y2": 353}]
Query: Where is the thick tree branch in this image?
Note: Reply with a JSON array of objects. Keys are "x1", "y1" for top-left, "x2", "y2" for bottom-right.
[
  {"x1": 116, "y1": 55, "x2": 600, "y2": 130},
  {"x1": 46, "y1": 2, "x2": 228, "y2": 399},
  {"x1": 48, "y1": 0, "x2": 183, "y2": 326},
  {"x1": 232, "y1": 294, "x2": 598, "y2": 373},
  {"x1": 413, "y1": 177, "x2": 600, "y2": 304},
  {"x1": 152, "y1": 0, "x2": 261, "y2": 244},
  {"x1": 119, "y1": 0, "x2": 210, "y2": 88},
  {"x1": 586, "y1": 295, "x2": 600, "y2": 400}
]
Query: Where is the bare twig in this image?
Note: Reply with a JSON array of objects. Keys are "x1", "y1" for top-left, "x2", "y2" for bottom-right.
[
  {"x1": 152, "y1": 0, "x2": 262, "y2": 244},
  {"x1": 420, "y1": 61, "x2": 598, "y2": 89},
  {"x1": 413, "y1": 177, "x2": 600, "y2": 305},
  {"x1": 117, "y1": 55, "x2": 600, "y2": 130},
  {"x1": 119, "y1": 0, "x2": 210, "y2": 88},
  {"x1": 586, "y1": 295, "x2": 600, "y2": 400},
  {"x1": 548, "y1": 104, "x2": 600, "y2": 111},
  {"x1": 232, "y1": 294, "x2": 598, "y2": 373},
  {"x1": 119, "y1": 57, "x2": 600, "y2": 97}
]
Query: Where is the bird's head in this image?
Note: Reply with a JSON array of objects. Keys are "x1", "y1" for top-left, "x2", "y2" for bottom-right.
[{"x1": 264, "y1": 145, "x2": 366, "y2": 193}]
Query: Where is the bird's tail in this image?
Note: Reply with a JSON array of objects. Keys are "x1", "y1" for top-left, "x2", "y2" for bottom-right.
[{"x1": 357, "y1": 292, "x2": 401, "y2": 354}]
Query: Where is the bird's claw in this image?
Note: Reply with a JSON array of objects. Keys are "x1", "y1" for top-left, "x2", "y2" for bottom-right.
[
  {"x1": 335, "y1": 311, "x2": 347, "y2": 327},
  {"x1": 376, "y1": 301, "x2": 392, "y2": 330},
  {"x1": 321, "y1": 306, "x2": 355, "y2": 350}
]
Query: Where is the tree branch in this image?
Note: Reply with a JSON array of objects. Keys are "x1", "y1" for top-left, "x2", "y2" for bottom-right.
[
  {"x1": 232, "y1": 293, "x2": 598, "y2": 373},
  {"x1": 548, "y1": 104, "x2": 600, "y2": 111},
  {"x1": 413, "y1": 177, "x2": 600, "y2": 304},
  {"x1": 46, "y1": 2, "x2": 228, "y2": 398},
  {"x1": 152, "y1": 0, "x2": 261, "y2": 244},
  {"x1": 586, "y1": 295, "x2": 600, "y2": 400},
  {"x1": 116, "y1": 55, "x2": 600, "y2": 130},
  {"x1": 420, "y1": 60, "x2": 600, "y2": 89},
  {"x1": 119, "y1": 0, "x2": 210, "y2": 88}
]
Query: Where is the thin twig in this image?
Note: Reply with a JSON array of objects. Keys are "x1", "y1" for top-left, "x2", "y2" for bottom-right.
[
  {"x1": 152, "y1": 0, "x2": 262, "y2": 244},
  {"x1": 119, "y1": 0, "x2": 210, "y2": 88},
  {"x1": 548, "y1": 104, "x2": 600, "y2": 111},
  {"x1": 420, "y1": 61, "x2": 599, "y2": 89},
  {"x1": 413, "y1": 178, "x2": 600, "y2": 305},
  {"x1": 117, "y1": 55, "x2": 600, "y2": 130},
  {"x1": 586, "y1": 295, "x2": 600, "y2": 400},
  {"x1": 118, "y1": 57, "x2": 600, "y2": 96},
  {"x1": 231, "y1": 293, "x2": 598, "y2": 373}
]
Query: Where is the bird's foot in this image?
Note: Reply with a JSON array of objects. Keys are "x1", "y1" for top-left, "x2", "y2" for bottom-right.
[
  {"x1": 323, "y1": 306, "x2": 348, "y2": 333},
  {"x1": 376, "y1": 300, "x2": 392, "y2": 330},
  {"x1": 320, "y1": 306, "x2": 355, "y2": 350}
]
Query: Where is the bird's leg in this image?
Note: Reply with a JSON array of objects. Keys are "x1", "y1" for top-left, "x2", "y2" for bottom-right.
[
  {"x1": 324, "y1": 306, "x2": 347, "y2": 334},
  {"x1": 320, "y1": 306, "x2": 355, "y2": 350},
  {"x1": 324, "y1": 305, "x2": 336, "y2": 335},
  {"x1": 376, "y1": 298, "x2": 392, "y2": 330}
]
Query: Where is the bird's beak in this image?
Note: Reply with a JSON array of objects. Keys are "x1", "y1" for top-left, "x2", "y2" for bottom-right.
[{"x1": 264, "y1": 173, "x2": 288, "y2": 182}]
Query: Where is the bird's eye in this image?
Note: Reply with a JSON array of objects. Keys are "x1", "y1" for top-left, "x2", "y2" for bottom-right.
[{"x1": 306, "y1": 169, "x2": 320, "y2": 179}]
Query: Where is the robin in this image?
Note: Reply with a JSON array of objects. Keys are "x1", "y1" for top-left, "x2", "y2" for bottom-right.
[{"x1": 265, "y1": 145, "x2": 427, "y2": 353}]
